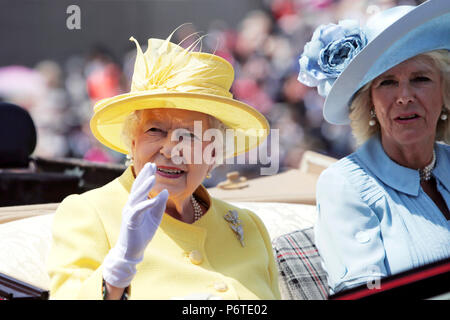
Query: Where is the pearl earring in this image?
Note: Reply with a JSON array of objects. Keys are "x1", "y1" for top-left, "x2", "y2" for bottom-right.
[
  {"x1": 440, "y1": 111, "x2": 448, "y2": 121},
  {"x1": 369, "y1": 109, "x2": 377, "y2": 126},
  {"x1": 126, "y1": 154, "x2": 134, "y2": 166}
]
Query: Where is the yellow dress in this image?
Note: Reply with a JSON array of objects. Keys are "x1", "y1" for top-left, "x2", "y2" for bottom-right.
[{"x1": 47, "y1": 167, "x2": 281, "y2": 300}]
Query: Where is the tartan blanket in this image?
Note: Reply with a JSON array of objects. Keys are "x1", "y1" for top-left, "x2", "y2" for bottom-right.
[{"x1": 273, "y1": 227, "x2": 329, "y2": 300}]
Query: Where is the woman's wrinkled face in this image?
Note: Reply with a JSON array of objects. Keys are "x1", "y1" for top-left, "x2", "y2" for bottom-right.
[
  {"x1": 370, "y1": 56, "x2": 443, "y2": 149},
  {"x1": 131, "y1": 108, "x2": 214, "y2": 201}
]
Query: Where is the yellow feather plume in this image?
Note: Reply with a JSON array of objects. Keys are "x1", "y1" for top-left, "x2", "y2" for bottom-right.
[{"x1": 128, "y1": 28, "x2": 233, "y2": 98}]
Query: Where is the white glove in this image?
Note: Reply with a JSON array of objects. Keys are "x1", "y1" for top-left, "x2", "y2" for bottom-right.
[{"x1": 103, "y1": 162, "x2": 169, "y2": 288}]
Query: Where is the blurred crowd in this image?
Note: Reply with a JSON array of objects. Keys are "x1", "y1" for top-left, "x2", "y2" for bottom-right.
[{"x1": 0, "y1": 0, "x2": 420, "y2": 185}]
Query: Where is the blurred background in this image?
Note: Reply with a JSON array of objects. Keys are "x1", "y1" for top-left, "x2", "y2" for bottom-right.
[{"x1": 0, "y1": 0, "x2": 424, "y2": 187}]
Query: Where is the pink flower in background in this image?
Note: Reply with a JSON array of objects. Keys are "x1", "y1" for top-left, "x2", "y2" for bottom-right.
[
  {"x1": 308, "y1": 0, "x2": 334, "y2": 10},
  {"x1": 232, "y1": 78, "x2": 273, "y2": 114},
  {"x1": 84, "y1": 147, "x2": 112, "y2": 163},
  {"x1": 0, "y1": 66, "x2": 46, "y2": 109}
]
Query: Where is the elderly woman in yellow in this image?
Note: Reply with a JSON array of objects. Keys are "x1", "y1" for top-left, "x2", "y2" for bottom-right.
[{"x1": 47, "y1": 32, "x2": 280, "y2": 300}]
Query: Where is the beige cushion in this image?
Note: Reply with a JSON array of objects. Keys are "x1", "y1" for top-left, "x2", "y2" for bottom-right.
[
  {"x1": 0, "y1": 203, "x2": 58, "y2": 224},
  {"x1": 208, "y1": 171, "x2": 320, "y2": 205}
]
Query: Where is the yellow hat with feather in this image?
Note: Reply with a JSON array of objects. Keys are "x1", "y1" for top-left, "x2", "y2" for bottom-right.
[{"x1": 90, "y1": 31, "x2": 269, "y2": 158}]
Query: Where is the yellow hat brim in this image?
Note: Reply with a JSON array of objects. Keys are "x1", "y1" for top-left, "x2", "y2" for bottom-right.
[{"x1": 90, "y1": 91, "x2": 270, "y2": 158}]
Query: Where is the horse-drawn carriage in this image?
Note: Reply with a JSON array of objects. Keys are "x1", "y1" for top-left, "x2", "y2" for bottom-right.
[{"x1": 0, "y1": 103, "x2": 448, "y2": 300}]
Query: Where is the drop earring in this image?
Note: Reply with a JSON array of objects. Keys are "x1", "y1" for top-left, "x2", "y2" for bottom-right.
[
  {"x1": 440, "y1": 109, "x2": 448, "y2": 121},
  {"x1": 369, "y1": 109, "x2": 377, "y2": 126},
  {"x1": 126, "y1": 154, "x2": 134, "y2": 166}
]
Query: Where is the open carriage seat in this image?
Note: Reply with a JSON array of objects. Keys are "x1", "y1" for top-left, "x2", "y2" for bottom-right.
[
  {"x1": 0, "y1": 201, "x2": 328, "y2": 299},
  {"x1": 0, "y1": 137, "x2": 336, "y2": 299}
]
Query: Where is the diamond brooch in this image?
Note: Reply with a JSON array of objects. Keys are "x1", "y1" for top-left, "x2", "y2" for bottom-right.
[{"x1": 224, "y1": 210, "x2": 245, "y2": 247}]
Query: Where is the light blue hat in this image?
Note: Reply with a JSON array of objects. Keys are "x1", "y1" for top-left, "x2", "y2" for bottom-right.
[{"x1": 298, "y1": 0, "x2": 450, "y2": 125}]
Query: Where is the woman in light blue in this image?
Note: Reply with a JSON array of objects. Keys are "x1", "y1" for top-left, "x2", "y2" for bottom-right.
[{"x1": 297, "y1": 1, "x2": 450, "y2": 294}]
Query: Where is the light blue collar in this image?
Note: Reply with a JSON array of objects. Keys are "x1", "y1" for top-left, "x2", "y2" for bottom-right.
[{"x1": 355, "y1": 137, "x2": 449, "y2": 196}]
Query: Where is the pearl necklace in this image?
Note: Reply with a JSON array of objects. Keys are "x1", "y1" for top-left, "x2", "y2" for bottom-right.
[
  {"x1": 191, "y1": 195, "x2": 203, "y2": 221},
  {"x1": 419, "y1": 150, "x2": 436, "y2": 181}
]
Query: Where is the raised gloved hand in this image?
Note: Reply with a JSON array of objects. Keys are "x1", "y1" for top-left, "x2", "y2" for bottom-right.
[{"x1": 103, "y1": 162, "x2": 169, "y2": 288}]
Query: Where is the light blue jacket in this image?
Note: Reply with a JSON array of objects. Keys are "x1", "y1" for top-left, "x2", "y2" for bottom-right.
[{"x1": 315, "y1": 136, "x2": 450, "y2": 294}]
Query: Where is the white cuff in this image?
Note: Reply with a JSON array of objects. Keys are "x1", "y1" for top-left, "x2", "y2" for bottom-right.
[{"x1": 102, "y1": 247, "x2": 142, "y2": 288}]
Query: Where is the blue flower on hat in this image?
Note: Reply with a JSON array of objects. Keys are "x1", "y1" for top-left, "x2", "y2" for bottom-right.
[{"x1": 298, "y1": 20, "x2": 367, "y2": 97}]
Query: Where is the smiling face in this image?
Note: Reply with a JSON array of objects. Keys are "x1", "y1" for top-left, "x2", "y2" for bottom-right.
[
  {"x1": 370, "y1": 55, "x2": 443, "y2": 151},
  {"x1": 131, "y1": 108, "x2": 214, "y2": 202}
]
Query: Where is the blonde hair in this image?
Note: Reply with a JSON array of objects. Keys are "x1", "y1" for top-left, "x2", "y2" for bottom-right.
[{"x1": 349, "y1": 49, "x2": 450, "y2": 145}]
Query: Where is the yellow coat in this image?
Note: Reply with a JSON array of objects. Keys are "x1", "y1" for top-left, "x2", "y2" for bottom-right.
[{"x1": 47, "y1": 167, "x2": 281, "y2": 300}]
